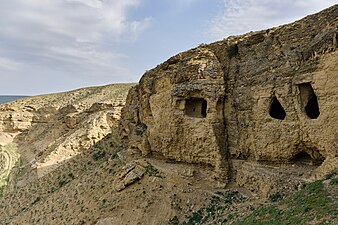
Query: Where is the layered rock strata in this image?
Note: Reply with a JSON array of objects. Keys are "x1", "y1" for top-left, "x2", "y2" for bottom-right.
[{"x1": 0, "y1": 84, "x2": 133, "y2": 189}]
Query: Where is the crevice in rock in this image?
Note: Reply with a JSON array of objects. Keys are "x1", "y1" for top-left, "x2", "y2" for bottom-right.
[
  {"x1": 269, "y1": 96, "x2": 286, "y2": 120},
  {"x1": 298, "y1": 83, "x2": 320, "y2": 119},
  {"x1": 227, "y1": 44, "x2": 239, "y2": 58},
  {"x1": 216, "y1": 98, "x2": 224, "y2": 119}
]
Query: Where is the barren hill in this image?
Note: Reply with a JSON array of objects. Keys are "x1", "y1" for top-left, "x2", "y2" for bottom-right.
[{"x1": 0, "y1": 83, "x2": 134, "y2": 191}]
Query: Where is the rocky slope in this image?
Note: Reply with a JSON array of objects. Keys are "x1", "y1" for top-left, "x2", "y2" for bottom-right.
[{"x1": 0, "y1": 83, "x2": 133, "y2": 193}]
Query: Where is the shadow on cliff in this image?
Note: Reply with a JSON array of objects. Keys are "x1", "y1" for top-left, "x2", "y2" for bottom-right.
[{"x1": 8, "y1": 125, "x2": 123, "y2": 193}]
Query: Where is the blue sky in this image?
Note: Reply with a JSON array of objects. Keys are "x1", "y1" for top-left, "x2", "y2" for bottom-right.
[{"x1": 0, "y1": 0, "x2": 336, "y2": 95}]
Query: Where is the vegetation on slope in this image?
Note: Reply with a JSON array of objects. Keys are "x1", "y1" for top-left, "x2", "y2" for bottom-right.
[
  {"x1": 176, "y1": 173, "x2": 338, "y2": 225},
  {"x1": 234, "y1": 175, "x2": 338, "y2": 225}
]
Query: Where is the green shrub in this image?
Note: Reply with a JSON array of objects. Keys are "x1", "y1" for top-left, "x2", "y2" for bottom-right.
[{"x1": 145, "y1": 163, "x2": 165, "y2": 179}]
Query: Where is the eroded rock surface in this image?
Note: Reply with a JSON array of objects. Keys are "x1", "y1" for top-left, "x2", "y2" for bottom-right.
[
  {"x1": 113, "y1": 161, "x2": 145, "y2": 191},
  {"x1": 120, "y1": 5, "x2": 338, "y2": 182},
  {"x1": 0, "y1": 84, "x2": 134, "y2": 190}
]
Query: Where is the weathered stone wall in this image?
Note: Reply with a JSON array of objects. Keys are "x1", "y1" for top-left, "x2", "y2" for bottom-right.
[
  {"x1": 119, "y1": 5, "x2": 338, "y2": 181},
  {"x1": 120, "y1": 48, "x2": 229, "y2": 177},
  {"x1": 207, "y1": 6, "x2": 338, "y2": 172}
]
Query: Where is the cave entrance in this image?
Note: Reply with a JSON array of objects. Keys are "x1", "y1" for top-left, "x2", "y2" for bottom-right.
[
  {"x1": 291, "y1": 151, "x2": 324, "y2": 166},
  {"x1": 269, "y1": 96, "x2": 286, "y2": 120},
  {"x1": 292, "y1": 152, "x2": 313, "y2": 165},
  {"x1": 185, "y1": 98, "x2": 207, "y2": 118},
  {"x1": 298, "y1": 83, "x2": 320, "y2": 119}
]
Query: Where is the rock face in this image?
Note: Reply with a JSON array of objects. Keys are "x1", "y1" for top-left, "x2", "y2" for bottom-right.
[{"x1": 120, "y1": 5, "x2": 338, "y2": 181}]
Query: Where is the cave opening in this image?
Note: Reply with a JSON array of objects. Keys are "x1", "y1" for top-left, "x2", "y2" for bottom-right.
[
  {"x1": 185, "y1": 98, "x2": 207, "y2": 118},
  {"x1": 292, "y1": 152, "x2": 313, "y2": 164},
  {"x1": 269, "y1": 96, "x2": 286, "y2": 120},
  {"x1": 291, "y1": 151, "x2": 324, "y2": 166},
  {"x1": 298, "y1": 83, "x2": 320, "y2": 119},
  {"x1": 305, "y1": 95, "x2": 320, "y2": 119}
]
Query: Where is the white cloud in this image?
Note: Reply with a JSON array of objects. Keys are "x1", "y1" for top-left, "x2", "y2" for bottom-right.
[
  {"x1": 0, "y1": 0, "x2": 151, "y2": 75},
  {"x1": 208, "y1": 0, "x2": 337, "y2": 40},
  {"x1": 0, "y1": 57, "x2": 21, "y2": 71}
]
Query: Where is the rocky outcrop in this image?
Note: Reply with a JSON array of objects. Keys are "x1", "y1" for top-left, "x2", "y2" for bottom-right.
[
  {"x1": 120, "y1": 5, "x2": 338, "y2": 182},
  {"x1": 113, "y1": 161, "x2": 145, "y2": 191},
  {"x1": 119, "y1": 49, "x2": 229, "y2": 178}
]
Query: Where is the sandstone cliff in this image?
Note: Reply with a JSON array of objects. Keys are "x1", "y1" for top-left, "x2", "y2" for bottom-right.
[{"x1": 120, "y1": 5, "x2": 338, "y2": 183}]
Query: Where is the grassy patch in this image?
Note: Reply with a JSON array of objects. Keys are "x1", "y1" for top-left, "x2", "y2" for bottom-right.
[
  {"x1": 234, "y1": 180, "x2": 338, "y2": 225},
  {"x1": 268, "y1": 192, "x2": 284, "y2": 202},
  {"x1": 330, "y1": 178, "x2": 338, "y2": 185},
  {"x1": 178, "y1": 190, "x2": 247, "y2": 225}
]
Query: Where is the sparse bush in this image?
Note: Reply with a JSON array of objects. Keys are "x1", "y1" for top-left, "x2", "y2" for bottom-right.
[
  {"x1": 58, "y1": 179, "x2": 70, "y2": 188},
  {"x1": 92, "y1": 150, "x2": 106, "y2": 161},
  {"x1": 269, "y1": 192, "x2": 283, "y2": 202},
  {"x1": 32, "y1": 196, "x2": 41, "y2": 205},
  {"x1": 185, "y1": 211, "x2": 203, "y2": 225},
  {"x1": 145, "y1": 163, "x2": 165, "y2": 179},
  {"x1": 169, "y1": 216, "x2": 179, "y2": 225},
  {"x1": 180, "y1": 190, "x2": 247, "y2": 225},
  {"x1": 330, "y1": 178, "x2": 338, "y2": 185}
]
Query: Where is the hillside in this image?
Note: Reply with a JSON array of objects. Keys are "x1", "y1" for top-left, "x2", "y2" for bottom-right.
[
  {"x1": 1, "y1": 5, "x2": 338, "y2": 225},
  {"x1": 0, "y1": 83, "x2": 134, "y2": 194}
]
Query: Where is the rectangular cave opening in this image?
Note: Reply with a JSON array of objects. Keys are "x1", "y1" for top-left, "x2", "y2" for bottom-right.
[
  {"x1": 298, "y1": 83, "x2": 320, "y2": 119},
  {"x1": 185, "y1": 98, "x2": 207, "y2": 118}
]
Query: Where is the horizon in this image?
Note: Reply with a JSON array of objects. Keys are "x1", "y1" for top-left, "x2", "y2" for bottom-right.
[{"x1": 0, "y1": 0, "x2": 336, "y2": 95}]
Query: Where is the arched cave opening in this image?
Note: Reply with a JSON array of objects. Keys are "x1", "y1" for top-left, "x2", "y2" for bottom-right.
[
  {"x1": 298, "y1": 83, "x2": 320, "y2": 119},
  {"x1": 291, "y1": 151, "x2": 324, "y2": 166},
  {"x1": 185, "y1": 98, "x2": 207, "y2": 118},
  {"x1": 269, "y1": 96, "x2": 286, "y2": 120},
  {"x1": 305, "y1": 95, "x2": 320, "y2": 119}
]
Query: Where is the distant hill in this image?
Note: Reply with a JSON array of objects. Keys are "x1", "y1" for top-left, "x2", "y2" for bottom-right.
[{"x1": 0, "y1": 96, "x2": 29, "y2": 104}]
